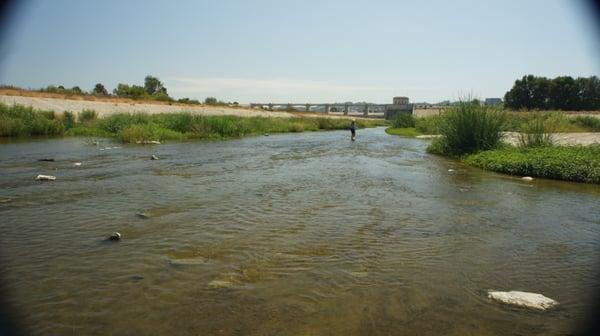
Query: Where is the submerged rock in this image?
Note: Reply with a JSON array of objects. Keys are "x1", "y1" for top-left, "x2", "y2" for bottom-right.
[
  {"x1": 108, "y1": 232, "x2": 121, "y2": 241},
  {"x1": 448, "y1": 169, "x2": 455, "y2": 172},
  {"x1": 73, "y1": 162, "x2": 82, "y2": 167},
  {"x1": 151, "y1": 155, "x2": 159, "y2": 160},
  {"x1": 488, "y1": 290, "x2": 558, "y2": 310},
  {"x1": 521, "y1": 176, "x2": 534, "y2": 181},
  {"x1": 208, "y1": 280, "x2": 235, "y2": 288},
  {"x1": 136, "y1": 140, "x2": 161, "y2": 145},
  {"x1": 38, "y1": 158, "x2": 55, "y2": 162},
  {"x1": 36, "y1": 174, "x2": 56, "y2": 181},
  {"x1": 136, "y1": 212, "x2": 151, "y2": 219}
]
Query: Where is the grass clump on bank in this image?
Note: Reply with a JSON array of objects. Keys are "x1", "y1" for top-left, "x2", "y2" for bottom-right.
[
  {"x1": 0, "y1": 103, "x2": 65, "y2": 137},
  {"x1": 427, "y1": 102, "x2": 505, "y2": 156},
  {"x1": 464, "y1": 145, "x2": 600, "y2": 184},
  {"x1": 0, "y1": 103, "x2": 385, "y2": 142}
]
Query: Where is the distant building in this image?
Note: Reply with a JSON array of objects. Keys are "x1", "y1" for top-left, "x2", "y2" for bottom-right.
[
  {"x1": 485, "y1": 98, "x2": 503, "y2": 106},
  {"x1": 385, "y1": 96, "x2": 413, "y2": 119}
]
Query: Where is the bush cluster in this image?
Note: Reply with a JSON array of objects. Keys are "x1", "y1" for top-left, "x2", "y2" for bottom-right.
[{"x1": 427, "y1": 102, "x2": 505, "y2": 155}]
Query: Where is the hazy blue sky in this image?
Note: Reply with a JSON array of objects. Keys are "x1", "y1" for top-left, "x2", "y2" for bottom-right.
[{"x1": 0, "y1": 0, "x2": 599, "y2": 103}]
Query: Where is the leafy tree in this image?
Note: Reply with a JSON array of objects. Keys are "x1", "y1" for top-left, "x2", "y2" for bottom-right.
[
  {"x1": 144, "y1": 75, "x2": 167, "y2": 95},
  {"x1": 205, "y1": 97, "x2": 218, "y2": 105},
  {"x1": 71, "y1": 86, "x2": 83, "y2": 94},
  {"x1": 113, "y1": 83, "x2": 146, "y2": 99},
  {"x1": 505, "y1": 75, "x2": 600, "y2": 110},
  {"x1": 92, "y1": 83, "x2": 108, "y2": 95}
]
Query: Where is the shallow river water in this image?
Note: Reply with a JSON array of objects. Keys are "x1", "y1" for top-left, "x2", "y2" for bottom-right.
[{"x1": 1, "y1": 127, "x2": 599, "y2": 335}]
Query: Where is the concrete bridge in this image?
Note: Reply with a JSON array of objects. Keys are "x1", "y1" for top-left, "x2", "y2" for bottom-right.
[{"x1": 249, "y1": 97, "x2": 414, "y2": 118}]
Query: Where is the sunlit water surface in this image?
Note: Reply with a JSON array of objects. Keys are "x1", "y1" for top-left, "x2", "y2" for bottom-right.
[{"x1": 1, "y1": 127, "x2": 599, "y2": 335}]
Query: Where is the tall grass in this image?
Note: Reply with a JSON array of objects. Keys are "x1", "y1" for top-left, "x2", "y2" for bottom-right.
[
  {"x1": 0, "y1": 103, "x2": 385, "y2": 142},
  {"x1": 415, "y1": 115, "x2": 442, "y2": 134},
  {"x1": 572, "y1": 115, "x2": 600, "y2": 131},
  {"x1": 428, "y1": 102, "x2": 505, "y2": 155},
  {"x1": 518, "y1": 114, "x2": 554, "y2": 148},
  {"x1": 391, "y1": 113, "x2": 415, "y2": 128},
  {"x1": 0, "y1": 103, "x2": 65, "y2": 137}
]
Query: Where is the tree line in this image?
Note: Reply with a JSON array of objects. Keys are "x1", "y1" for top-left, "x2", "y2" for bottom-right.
[
  {"x1": 504, "y1": 75, "x2": 600, "y2": 111},
  {"x1": 19, "y1": 75, "x2": 236, "y2": 106}
]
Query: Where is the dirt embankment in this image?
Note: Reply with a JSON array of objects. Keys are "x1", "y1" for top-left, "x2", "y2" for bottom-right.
[{"x1": 0, "y1": 91, "x2": 372, "y2": 120}]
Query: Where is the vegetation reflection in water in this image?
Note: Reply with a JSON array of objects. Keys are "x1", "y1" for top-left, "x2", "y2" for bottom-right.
[{"x1": 0, "y1": 127, "x2": 599, "y2": 335}]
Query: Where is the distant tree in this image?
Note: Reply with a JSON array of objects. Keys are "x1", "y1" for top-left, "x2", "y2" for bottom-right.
[
  {"x1": 71, "y1": 86, "x2": 83, "y2": 94},
  {"x1": 144, "y1": 75, "x2": 167, "y2": 96},
  {"x1": 504, "y1": 75, "x2": 600, "y2": 111},
  {"x1": 92, "y1": 83, "x2": 108, "y2": 95},
  {"x1": 204, "y1": 97, "x2": 218, "y2": 105},
  {"x1": 549, "y1": 76, "x2": 578, "y2": 110},
  {"x1": 113, "y1": 83, "x2": 146, "y2": 99}
]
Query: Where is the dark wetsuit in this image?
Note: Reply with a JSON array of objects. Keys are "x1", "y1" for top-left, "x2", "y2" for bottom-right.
[{"x1": 350, "y1": 124, "x2": 356, "y2": 136}]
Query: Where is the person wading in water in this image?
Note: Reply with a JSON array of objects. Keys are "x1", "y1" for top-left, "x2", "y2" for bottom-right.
[{"x1": 350, "y1": 120, "x2": 357, "y2": 141}]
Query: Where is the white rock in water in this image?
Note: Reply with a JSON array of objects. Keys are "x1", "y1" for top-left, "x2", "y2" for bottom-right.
[
  {"x1": 151, "y1": 155, "x2": 159, "y2": 160},
  {"x1": 108, "y1": 232, "x2": 121, "y2": 241},
  {"x1": 521, "y1": 176, "x2": 534, "y2": 181},
  {"x1": 73, "y1": 162, "x2": 82, "y2": 166},
  {"x1": 36, "y1": 174, "x2": 56, "y2": 181},
  {"x1": 448, "y1": 169, "x2": 455, "y2": 172},
  {"x1": 488, "y1": 290, "x2": 558, "y2": 310}
]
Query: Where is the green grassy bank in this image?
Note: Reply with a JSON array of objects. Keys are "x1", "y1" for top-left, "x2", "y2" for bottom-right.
[
  {"x1": 464, "y1": 145, "x2": 600, "y2": 184},
  {"x1": 410, "y1": 101, "x2": 600, "y2": 184},
  {"x1": 0, "y1": 103, "x2": 385, "y2": 142},
  {"x1": 384, "y1": 127, "x2": 423, "y2": 137}
]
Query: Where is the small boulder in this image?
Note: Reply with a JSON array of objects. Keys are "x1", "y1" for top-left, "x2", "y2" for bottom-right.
[
  {"x1": 521, "y1": 176, "x2": 534, "y2": 181},
  {"x1": 264, "y1": 133, "x2": 270, "y2": 136},
  {"x1": 36, "y1": 174, "x2": 56, "y2": 181},
  {"x1": 38, "y1": 158, "x2": 55, "y2": 162},
  {"x1": 151, "y1": 155, "x2": 159, "y2": 160},
  {"x1": 73, "y1": 162, "x2": 82, "y2": 167},
  {"x1": 108, "y1": 232, "x2": 121, "y2": 241},
  {"x1": 448, "y1": 169, "x2": 455, "y2": 172},
  {"x1": 488, "y1": 290, "x2": 558, "y2": 310}
]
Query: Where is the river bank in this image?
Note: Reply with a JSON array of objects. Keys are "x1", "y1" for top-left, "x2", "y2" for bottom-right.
[{"x1": 0, "y1": 103, "x2": 385, "y2": 142}]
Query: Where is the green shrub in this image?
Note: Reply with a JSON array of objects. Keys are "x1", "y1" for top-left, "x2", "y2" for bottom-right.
[
  {"x1": 0, "y1": 103, "x2": 65, "y2": 137},
  {"x1": 62, "y1": 111, "x2": 75, "y2": 129},
  {"x1": 518, "y1": 115, "x2": 553, "y2": 148},
  {"x1": 428, "y1": 102, "x2": 505, "y2": 155},
  {"x1": 572, "y1": 115, "x2": 600, "y2": 131},
  {"x1": 392, "y1": 113, "x2": 415, "y2": 128},
  {"x1": 415, "y1": 115, "x2": 442, "y2": 134},
  {"x1": 79, "y1": 109, "x2": 97, "y2": 122}
]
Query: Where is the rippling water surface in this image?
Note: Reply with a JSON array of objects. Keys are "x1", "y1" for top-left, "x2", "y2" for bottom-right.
[{"x1": 1, "y1": 127, "x2": 599, "y2": 335}]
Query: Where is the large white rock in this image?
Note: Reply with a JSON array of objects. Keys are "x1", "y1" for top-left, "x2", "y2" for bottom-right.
[
  {"x1": 488, "y1": 290, "x2": 558, "y2": 310},
  {"x1": 36, "y1": 174, "x2": 56, "y2": 181},
  {"x1": 521, "y1": 176, "x2": 534, "y2": 181}
]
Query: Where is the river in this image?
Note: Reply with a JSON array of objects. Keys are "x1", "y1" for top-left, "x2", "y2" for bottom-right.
[{"x1": 1, "y1": 127, "x2": 599, "y2": 335}]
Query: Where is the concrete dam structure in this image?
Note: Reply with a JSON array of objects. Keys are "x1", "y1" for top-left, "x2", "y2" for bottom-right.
[{"x1": 250, "y1": 96, "x2": 413, "y2": 118}]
